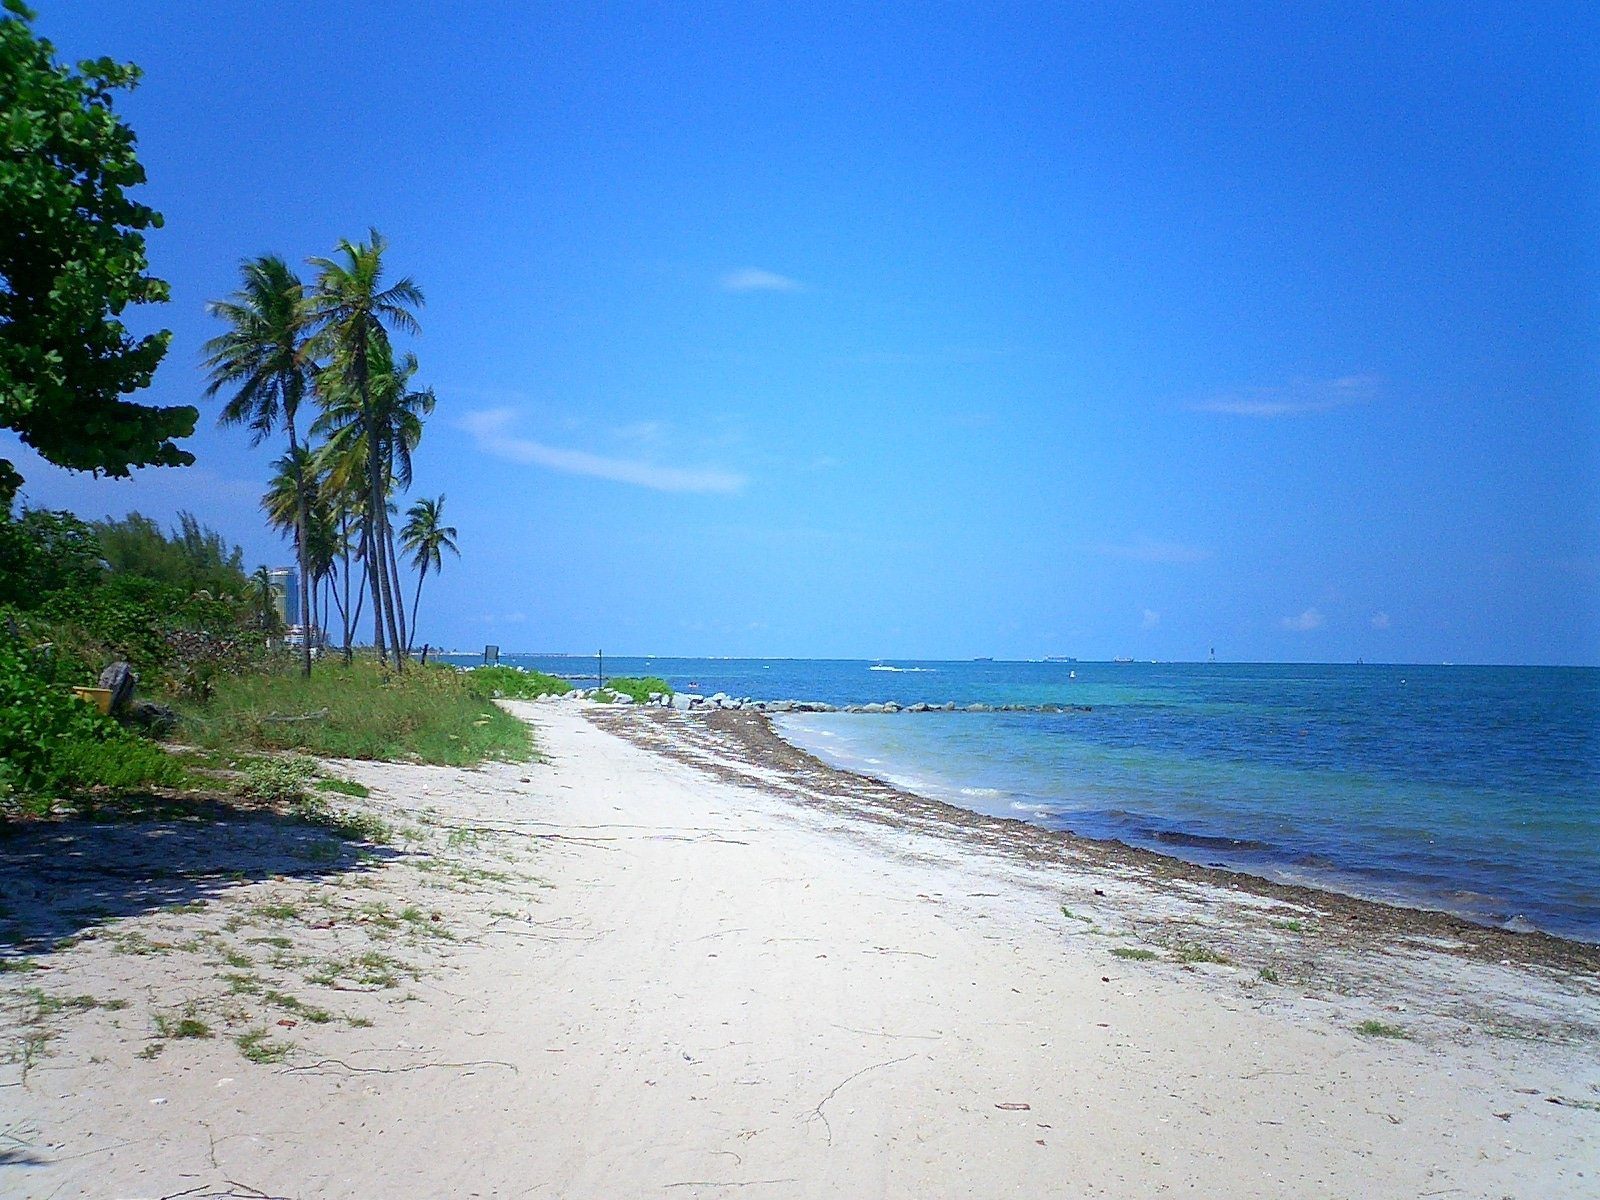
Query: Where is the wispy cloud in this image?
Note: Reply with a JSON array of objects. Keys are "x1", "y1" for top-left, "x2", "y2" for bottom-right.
[
  {"x1": 720, "y1": 267, "x2": 802, "y2": 293},
  {"x1": 1096, "y1": 538, "x2": 1211, "y2": 564},
  {"x1": 1370, "y1": 611, "x2": 1392, "y2": 629},
  {"x1": 614, "y1": 420, "x2": 666, "y2": 443},
  {"x1": 1192, "y1": 374, "x2": 1378, "y2": 417},
  {"x1": 1281, "y1": 608, "x2": 1326, "y2": 632},
  {"x1": 460, "y1": 409, "x2": 747, "y2": 494},
  {"x1": 1141, "y1": 608, "x2": 1161, "y2": 629}
]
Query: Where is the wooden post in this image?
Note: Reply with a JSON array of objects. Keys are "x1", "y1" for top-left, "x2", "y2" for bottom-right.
[{"x1": 598, "y1": 649, "x2": 604, "y2": 690}]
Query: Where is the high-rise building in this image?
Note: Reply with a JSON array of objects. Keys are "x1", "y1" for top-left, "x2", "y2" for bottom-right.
[{"x1": 266, "y1": 567, "x2": 299, "y2": 627}]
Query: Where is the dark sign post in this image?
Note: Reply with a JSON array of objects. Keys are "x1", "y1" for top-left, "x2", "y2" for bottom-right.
[
  {"x1": 597, "y1": 649, "x2": 604, "y2": 690},
  {"x1": 484, "y1": 645, "x2": 499, "y2": 665}
]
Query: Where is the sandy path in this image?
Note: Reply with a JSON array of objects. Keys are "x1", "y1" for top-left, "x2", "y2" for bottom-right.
[{"x1": 3, "y1": 702, "x2": 1596, "y2": 1198}]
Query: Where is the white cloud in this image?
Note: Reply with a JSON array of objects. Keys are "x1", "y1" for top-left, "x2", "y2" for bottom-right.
[
  {"x1": 1193, "y1": 374, "x2": 1378, "y2": 417},
  {"x1": 1141, "y1": 609, "x2": 1161, "y2": 629},
  {"x1": 1096, "y1": 538, "x2": 1211, "y2": 564},
  {"x1": 460, "y1": 409, "x2": 747, "y2": 494},
  {"x1": 1281, "y1": 608, "x2": 1326, "y2": 632},
  {"x1": 720, "y1": 267, "x2": 802, "y2": 293},
  {"x1": 1370, "y1": 611, "x2": 1391, "y2": 629}
]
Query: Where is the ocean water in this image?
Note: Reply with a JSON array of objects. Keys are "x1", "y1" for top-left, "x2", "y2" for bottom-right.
[{"x1": 449, "y1": 655, "x2": 1600, "y2": 941}]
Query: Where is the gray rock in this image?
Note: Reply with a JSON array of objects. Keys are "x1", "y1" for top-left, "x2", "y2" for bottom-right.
[
  {"x1": 126, "y1": 699, "x2": 177, "y2": 736},
  {"x1": 98, "y1": 661, "x2": 137, "y2": 713},
  {"x1": 671, "y1": 693, "x2": 700, "y2": 711},
  {"x1": 882, "y1": 702, "x2": 901, "y2": 713},
  {"x1": 609, "y1": 691, "x2": 634, "y2": 705},
  {"x1": 859, "y1": 703, "x2": 886, "y2": 713},
  {"x1": 766, "y1": 700, "x2": 795, "y2": 713},
  {"x1": 966, "y1": 703, "x2": 992, "y2": 712}
]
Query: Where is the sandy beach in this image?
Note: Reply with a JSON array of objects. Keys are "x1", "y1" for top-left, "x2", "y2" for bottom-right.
[{"x1": 4, "y1": 700, "x2": 1598, "y2": 1198}]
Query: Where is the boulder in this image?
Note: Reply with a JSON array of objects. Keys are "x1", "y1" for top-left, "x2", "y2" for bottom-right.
[
  {"x1": 671, "y1": 693, "x2": 700, "y2": 711},
  {"x1": 609, "y1": 691, "x2": 634, "y2": 705},
  {"x1": 126, "y1": 699, "x2": 177, "y2": 737},
  {"x1": 98, "y1": 661, "x2": 137, "y2": 713}
]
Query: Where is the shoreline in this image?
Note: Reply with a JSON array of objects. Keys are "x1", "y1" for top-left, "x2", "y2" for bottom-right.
[
  {"x1": 591, "y1": 705, "x2": 1600, "y2": 976},
  {"x1": 5, "y1": 700, "x2": 1598, "y2": 1197},
  {"x1": 770, "y1": 710, "x2": 1600, "y2": 947}
]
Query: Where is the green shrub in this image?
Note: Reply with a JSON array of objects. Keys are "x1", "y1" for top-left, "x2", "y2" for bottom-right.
[
  {"x1": 462, "y1": 665, "x2": 571, "y2": 700},
  {"x1": 602, "y1": 676, "x2": 671, "y2": 704},
  {"x1": 0, "y1": 639, "x2": 184, "y2": 812}
]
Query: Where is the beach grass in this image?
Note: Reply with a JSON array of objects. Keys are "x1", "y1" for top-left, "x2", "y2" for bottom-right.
[{"x1": 181, "y1": 659, "x2": 533, "y2": 766}]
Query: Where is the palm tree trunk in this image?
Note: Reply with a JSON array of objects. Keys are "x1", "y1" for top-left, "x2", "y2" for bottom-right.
[
  {"x1": 380, "y1": 503, "x2": 406, "y2": 670},
  {"x1": 363, "y1": 491, "x2": 386, "y2": 665},
  {"x1": 355, "y1": 338, "x2": 387, "y2": 667},
  {"x1": 386, "y1": 515, "x2": 408, "y2": 659},
  {"x1": 287, "y1": 422, "x2": 313, "y2": 679},
  {"x1": 368, "y1": 444, "x2": 404, "y2": 672},
  {"x1": 339, "y1": 511, "x2": 355, "y2": 663},
  {"x1": 408, "y1": 564, "x2": 427, "y2": 655}
]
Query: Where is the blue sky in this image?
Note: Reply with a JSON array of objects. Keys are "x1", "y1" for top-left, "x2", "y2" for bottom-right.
[{"x1": 5, "y1": 1, "x2": 1596, "y2": 663}]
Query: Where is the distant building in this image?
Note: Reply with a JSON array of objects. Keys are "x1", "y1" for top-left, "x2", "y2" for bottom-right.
[{"x1": 266, "y1": 567, "x2": 300, "y2": 627}]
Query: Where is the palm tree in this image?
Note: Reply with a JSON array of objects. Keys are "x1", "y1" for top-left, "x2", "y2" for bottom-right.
[
  {"x1": 246, "y1": 566, "x2": 282, "y2": 635},
  {"x1": 263, "y1": 446, "x2": 318, "y2": 643},
  {"x1": 306, "y1": 230, "x2": 422, "y2": 669},
  {"x1": 313, "y1": 343, "x2": 434, "y2": 662},
  {"x1": 400, "y1": 495, "x2": 458, "y2": 653},
  {"x1": 204, "y1": 256, "x2": 316, "y2": 678}
]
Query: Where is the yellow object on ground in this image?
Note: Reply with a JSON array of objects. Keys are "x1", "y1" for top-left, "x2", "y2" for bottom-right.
[{"x1": 71, "y1": 686, "x2": 114, "y2": 714}]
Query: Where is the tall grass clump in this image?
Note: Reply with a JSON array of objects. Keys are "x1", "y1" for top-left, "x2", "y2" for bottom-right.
[{"x1": 182, "y1": 659, "x2": 531, "y2": 766}]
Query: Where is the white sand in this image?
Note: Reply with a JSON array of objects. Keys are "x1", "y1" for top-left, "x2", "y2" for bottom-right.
[{"x1": 3, "y1": 701, "x2": 1597, "y2": 1198}]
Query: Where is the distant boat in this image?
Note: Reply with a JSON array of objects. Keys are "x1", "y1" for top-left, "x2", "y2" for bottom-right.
[
  {"x1": 1068, "y1": 670, "x2": 1076, "y2": 680},
  {"x1": 972, "y1": 656, "x2": 994, "y2": 662},
  {"x1": 1112, "y1": 656, "x2": 1134, "y2": 664},
  {"x1": 1043, "y1": 656, "x2": 1077, "y2": 663}
]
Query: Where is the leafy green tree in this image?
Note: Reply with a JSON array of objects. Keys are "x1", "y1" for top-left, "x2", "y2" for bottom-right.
[
  {"x1": 0, "y1": 504, "x2": 104, "y2": 607},
  {"x1": 306, "y1": 230, "x2": 422, "y2": 669},
  {"x1": 203, "y1": 255, "x2": 315, "y2": 677},
  {"x1": 91, "y1": 511, "x2": 246, "y2": 596},
  {"x1": 399, "y1": 495, "x2": 457, "y2": 653},
  {"x1": 0, "y1": 2, "x2": 193, "y2": 506}
]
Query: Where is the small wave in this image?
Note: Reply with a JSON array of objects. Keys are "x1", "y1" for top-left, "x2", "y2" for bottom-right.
[
  {"x1": 1009, "y1": 801, "x2": 1055, "y2": 815},
  {"x1": 960, "y1": 787, "x2": 1006, "y2": 798}
]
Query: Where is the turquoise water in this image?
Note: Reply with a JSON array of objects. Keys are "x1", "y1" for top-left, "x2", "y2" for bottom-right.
[{"x1": 452, "y1": 656, "x2": 1600, "y2": 940}]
